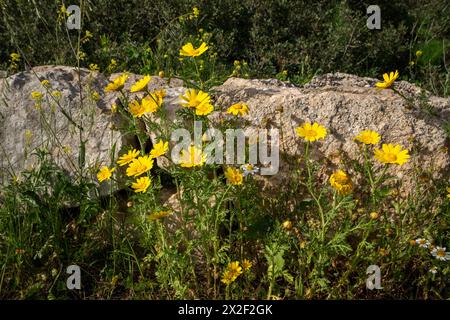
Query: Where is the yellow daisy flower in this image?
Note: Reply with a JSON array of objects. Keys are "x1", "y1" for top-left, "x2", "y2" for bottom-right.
[
  {"x1": 446, "y1": 187, "x2": 450, "y2": 199},
  {"x1": 142, "y1": 93, "x2": 163, "y2": 113},
  {"x1": 179, "y1": 42, "x2": 208, "y2": 57},
  {"x1": 375, "y1": 70, "x2": 399, "y2": 89},
  {"x1": 195, "y1": 102, "x2": 214, "y2": 116},
  {"x1": 329, "y1": 170, "x2": 353, "y2": 195},
  {"x1": 369, "y1": 212, "x2": 379, "y2": 220},
  {"x1": 179, "y1": 89, "x2": 211, "y2": 108},
  {"x1": 31, "y1": 91, "x2": 44, "y2": 100},
  {"x1": 221, "y1": 261, "x2": 243, "y2": 285},
  {"x1": 148, "y1": 210, "x2": 173, "y2": 221},
  {"x1": 40, "y1": 80, "x2": 51, "y2": 88},
  {"x1": 51, "y1": 91, "x2": 62, "y2": 99},
  {"x1": 355, "y1": 130, "x2": 380, "y2": 145},
  {"x1": 224, "y1": 167, "x2": 243, "y2": 185},
  {"x1": 221, "y1": 270, "x2": 234, "y2": 286},
  {"x1": 242, "y1": 259, "x2": 252, "y2": 271},
  {"x1": 131, "y1": 176, "x2": 151, "y2": 193},
  {"x1": 150, "y1": 140, "x2": 169, "y2": 158},
  {"x1": 226, "y1": 102, "x2": 249, "y2": 116},
  {"x1": 117, "y1": 149, "x2": 140, "y2": 166},
  {"x1": 97, "y1": 166, "x2": 115, "y2": 182},
  {"x1": 128, "y1": 100, "x2": 148, "y2": 118},
  {"x1": 126, "y1": 155, "x2": 154, "y2": 177},
  {"x1": 179, "y1": 146, "x2": 206, "y2": 168},
  {"x1": 130, "y1": 75, "x2": 151, "y2": 93},
  {"x1": 282, "y1": 220, "x2": 293, "y2": 230},
  {"x1": 228, "y1": 261, "x2": 242, "y2": 275},
  {"x1": 295, "y1": 122, "x2": 327, "y2": 142},
  {"x1": 374, "y1": 143, "x2": 410, "y2": 166},
  {"x1": 104, "y1": 74, "x2": 128, "y2": 92},
  {"x1": 154, "y1": 89, "x2": 166, "y2": 101}
]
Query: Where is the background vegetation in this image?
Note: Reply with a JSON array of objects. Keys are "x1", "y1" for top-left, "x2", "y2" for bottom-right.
[{"x1": 1, "y1": 0, "x2": 449, "y2": 95}]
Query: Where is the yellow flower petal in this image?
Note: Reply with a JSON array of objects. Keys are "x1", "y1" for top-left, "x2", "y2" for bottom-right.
[
  {"x1": 130, "y1": 75, "x2": 151, "y2": 93},
  {"x1": 105, "y1": 74, "x2": 128, "y2": 92},
  {"x1": 179, "y1": 42, "x2": 209, "y2": 57},
  {"x1": 374, "y1": 143, "x2": 410, "y2": 165},
  {"x1": 150, "y1": 140, "x2": 169, "y2": 158},
  {"x1": 126, "y1": 155, "x2": 154, "y2": 177},
  {"x1": 224, "y1": 167, "x2": 243, "y2": 185},
  {"x1": 131, "y1": 176, "x2": 151, "y2": 193},
  {"x1": 117, "y1": 149, "x2": 140, "y2": 166},
  {"x1": 295, "y1": 122, "x2": 327, "y2": 142},
  {"x1": 97, "y1": 166, "x2": 115, "y2": 182}
]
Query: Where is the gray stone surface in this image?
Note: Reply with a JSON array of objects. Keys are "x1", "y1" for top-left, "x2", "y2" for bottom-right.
[
  {"x1": 212, "y1": 75, "x2": 450, "y2": 192},
  {"x1": 1, "y1": 67, "x2": 448, "y2": 195},
  {"x1": 0, "y1": 65, "x2": 184, "y2": 190}
]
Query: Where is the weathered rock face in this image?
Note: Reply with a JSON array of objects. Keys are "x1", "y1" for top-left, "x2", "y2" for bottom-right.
[
  {"x1": 1, "y1": 66, "x2": 448, "y2": 195},
  {"x1": 0, "y1": 65, "x2": 184, "y2": 188},
  {"x1": 212, "y1": 74, "x2": 450, "y2": 191}
]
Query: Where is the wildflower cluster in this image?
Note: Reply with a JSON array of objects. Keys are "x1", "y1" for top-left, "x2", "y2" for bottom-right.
[
  {"x1": 9, "y1": 52, "x2": 21, "y2": 72},
  {"x1": 12, "y1": 19, "x2": 448, "y2": 300},
  {"x1": 179, "y1": 89, "x2": 213, "y2": 116},
  {"x1": 295, "y1": 122, "x2": 410, "y2": 199},
  {"x1": 99, "y1": 141, "x2": 169, "y2": 194},
  {"x1": 413, "y1": 238, "x2": 450, "y2": 262},
  {"x1": 221, "y1": 260, "x2": 251, "y2": 285}
]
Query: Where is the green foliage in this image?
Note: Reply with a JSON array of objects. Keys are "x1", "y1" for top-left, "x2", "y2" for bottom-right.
[{"x1": 1, "y1": 0, "x2": 449, "y2": 95}]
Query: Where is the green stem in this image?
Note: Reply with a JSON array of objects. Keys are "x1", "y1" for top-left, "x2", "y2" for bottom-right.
[
  {"x1": 363, "y1": 145, "x2": 374, "y2": 187},
  {"x1": 374, "y1": 164, "x2": 389, "y2": 186},
  {"x1": 363, "y1": 145, "x2": 376, "y2": 203},
  {"x1": 215, "y1": 184, "x2": 232, "y2": 298},
  {"x1": 267, "y1": 282, "x2": 273, "y2": 300},
  {"x1": 304, "y1": 142, "x2": 325, "y2": 241},
  {"x1": 193, "y1": 58, "x2": 204, "y2": 89}
]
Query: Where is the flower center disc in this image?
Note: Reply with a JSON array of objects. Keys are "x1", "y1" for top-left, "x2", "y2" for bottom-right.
[
  {"x1": 385, "y1": 153, "x2": 397, "y2": 162},
  {"x1": 305, "y1": 130, "x2": 317, "y2": 138}
]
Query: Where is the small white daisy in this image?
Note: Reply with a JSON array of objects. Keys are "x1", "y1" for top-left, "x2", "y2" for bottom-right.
[
  {"x1": 431, "y1": 246, "x2": 450, "y2": 261},
  {"x1": 429, "y1": 266, "x2": 438, "y2": 274},
  {"x1": 415, "y1": 238, "x2": 431, "y2": 249},
  {"x1": 241, "y1": 164, "x2": 259, "y2": 177}
]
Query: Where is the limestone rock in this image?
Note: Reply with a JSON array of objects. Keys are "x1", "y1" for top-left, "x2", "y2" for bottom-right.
[
  {"x1": 1, "y1": 66, "x2": 448, "y2": 196},
  {"x1": 0, "y1": 66, "x2": 184, "y2": 192},
  {"x1": 212, "y1": 74, "x2": 450, "y2": 192}
]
